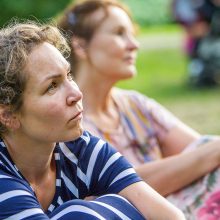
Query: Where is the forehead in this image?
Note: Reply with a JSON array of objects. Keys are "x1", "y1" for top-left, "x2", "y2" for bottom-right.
[
  {"x1": 107, "y1": 6, "x2": 131, "y2": 21},
  {"x1": 24, "y1": 42, "x2": 68, "y2": 79},
  {"x1": 92, "y1": 6, "x2": 133, "y2": 31}
]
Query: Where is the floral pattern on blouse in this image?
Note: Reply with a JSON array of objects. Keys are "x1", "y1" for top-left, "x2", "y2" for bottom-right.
[{"x1": 83, "y1": 88, "x2": 220, "y2": 219}]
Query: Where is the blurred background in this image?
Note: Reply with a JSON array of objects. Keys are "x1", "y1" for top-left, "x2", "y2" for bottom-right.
[{"x1": 0, "y1": 0, "x2": 219, "y2": 134}]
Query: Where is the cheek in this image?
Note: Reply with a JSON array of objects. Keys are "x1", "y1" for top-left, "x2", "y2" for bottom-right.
[
  {"x1": 91, "y1": 46, "x2": 123, "y2": 69},
  {"x1": 104, "y1": 40, "x2": 124, "y2": 58},
  {"x1": 30, "y1": 100, "x2": 64, "y2": 122},
  {"x1": 44, "y1": 103, "x2": 64, "y2": 118},
  {"x1": 90, "y1": 38, "x2": 124, "y2": 59},
  {"x1": 108, "y1": 41, "x2": 125, "y2": 57}
]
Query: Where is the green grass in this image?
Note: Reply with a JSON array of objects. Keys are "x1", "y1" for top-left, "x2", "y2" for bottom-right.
[
  {"x1": 117, "y1": 26, "x2": 220, "y2": 135},
  {"x1": 138, "y1": 24, "x2": 182, "y2": 35},
  {"x1": 117, "y1": 47, "x2": 189, "y2": 100}
]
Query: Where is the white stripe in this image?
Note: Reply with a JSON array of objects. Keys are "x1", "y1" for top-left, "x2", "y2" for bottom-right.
[
  {"x1": 0, "y1": 141, "x2": 6, "y2": 147},
  {"x1": 59, "y1": 142, "x2": 78, "y2": 164},
  {"x1": 5, "y1": 208, "x2": 44, "y2": 220},
  {"x1": 98, "y1": 152, "x2": 122, "y2": 181},
  {"x1": 87, "y1": 139, "x2": 105, "y2": 186},
  {"x1": 0, "y1": 174, "x2": 12, "y2": 179},
  {"x1": 54, "y1": 153, "x2": 60, "y2": 160},
  {"x1": 56, "y1": 179, "x2": 61, "y2": 187},
  {"x1": 59, "y1": 143, "x2": 88, "y2": 186},
  {"x1": 0, "y1": 152, "x2": 22, "y2": 178},
  {"x1": 51, "y1": 205, "x2": 105, "y2": 220},
  {"x1": 76, "y1": 167, "x2": 89, "y2": 188},
  {"x1": 0, "y1": 190, "x2": 33, "y2": 202},
  {"x1": 57, "y1": 196, "x2": 63, "y2": 205},
  {"x1": 110, "y1": 168, "x2": 136, "y2": 186},
  {"x1": 14, "y1": 165, "x2": 19, "y2": 171},
  {"x1": 48, "y1": 204, "x2": 55, "y2": 212},
  {"x1": 91, "y1": 201, "x2": 131, "y2": 220},
  {"x1": 97, "y1": 194, "x2": 132, "y2": 205},
  {"x1": 61, "y1": 171, "x2": 79, "y2": 198},
  {"x1": 80, "y1": 132, "x2": 90, "y2": 145},
  {"x1": 97, "y1": 194, "x2": 136, "y2": 210}
]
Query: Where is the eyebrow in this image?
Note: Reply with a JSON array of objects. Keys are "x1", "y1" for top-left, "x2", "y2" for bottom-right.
[
  {"x1": 44, "y1": 73, "x2": 62, "y2": 81},
  {"x1": 44, "y1": 63, "x2": 71, "y2": 81}
]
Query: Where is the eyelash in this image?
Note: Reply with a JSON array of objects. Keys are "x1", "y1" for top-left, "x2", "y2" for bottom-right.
[
  {"x1": 115, "y1": 28, "x2": 136, "y2": 38},
  {"x1": 67, "y1": 71, "x2": 74, "y2": 81},
  {"x1": 47, "y1": 81, "x2": 58, "y2": 93},
  {"x1": 116, "y1": 29, "x2": 124, "y2": 36},
  {"x1": 46, "y1": 72, "x2": 74, "y2": 93}
]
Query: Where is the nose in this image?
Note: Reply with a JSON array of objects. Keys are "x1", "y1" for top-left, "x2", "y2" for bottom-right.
[
  {"x1": 66, "y1": 81, "x2": 83, "y2": 106},
  {"x1": 127, "y1": 34, "x2": 139, "y2": 51}
]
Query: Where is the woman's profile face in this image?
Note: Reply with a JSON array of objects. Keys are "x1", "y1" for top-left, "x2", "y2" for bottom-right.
[
  {"x1": 17, "y1": 42, "x2": 83, "y2": 143},
  {"x1": 86, "y1": 6, "x2": 139, "y2": 81}
]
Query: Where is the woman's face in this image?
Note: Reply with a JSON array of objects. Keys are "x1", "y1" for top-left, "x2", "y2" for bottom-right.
[
  {"x1": 86, "y1": 6, "x2": 139, "y2": 80},
  {"x1": 18, "y1": 42, "x2": 83, "y2": 143}
]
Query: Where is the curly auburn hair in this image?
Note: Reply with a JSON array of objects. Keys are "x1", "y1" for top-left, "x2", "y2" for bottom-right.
[{"x1": 0, "y1": 20, "x2": 70, "y2": 135}]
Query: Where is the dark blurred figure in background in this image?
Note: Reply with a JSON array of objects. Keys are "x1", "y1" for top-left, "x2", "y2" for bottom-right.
[{"x1": 171, "y1": 0, "x2": 220, "y2": 87}]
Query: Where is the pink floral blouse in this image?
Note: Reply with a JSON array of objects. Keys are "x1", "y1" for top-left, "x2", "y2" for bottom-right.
[{"x1": 83, "y1": 88, "x2": 220, "y2": 219}]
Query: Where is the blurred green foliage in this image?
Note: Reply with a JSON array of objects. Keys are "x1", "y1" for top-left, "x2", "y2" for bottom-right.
[
  {"x1": 0, "y1": 0, "x2": 71, "y2": 27},
  {"x1": 122, "y1": 0, "x2": 173, "y2": 26},
  {"x1": 0, "y1": 0, "x2": 173, "y2": 27}
]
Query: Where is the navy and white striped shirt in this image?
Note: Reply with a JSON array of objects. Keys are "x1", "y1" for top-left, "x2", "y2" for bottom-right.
[{"x1": 0, "y1": 131, "x2": 143, "y2": 219}]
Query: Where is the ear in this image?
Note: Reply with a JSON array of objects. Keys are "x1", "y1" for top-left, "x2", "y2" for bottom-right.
[
  {"x1": 0, "y1": 106, "x2": 20, "y2": 131},
  {"x1": 71, "y1": 36, "x2": 87, "y2": 59}
]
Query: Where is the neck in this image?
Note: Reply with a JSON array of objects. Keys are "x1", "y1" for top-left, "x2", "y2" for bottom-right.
[
  {"x1": 3, "y1": 132, "x2": 57, "y2": 211},
  {"x1": 76, "y1": 66, "x2": 115, "y2": 114},
  {"x1": 76, "y1": 66, "x2": 121, "y2": 131},
  {"x1": 82, "y1": 85, "x2": 113, "y2": 114},
  {"x1": 3, "y1": 133, "x2": 55, "y2": 183}
]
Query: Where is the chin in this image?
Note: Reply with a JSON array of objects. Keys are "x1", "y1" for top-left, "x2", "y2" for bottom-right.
[
  {"x1": 130, "y1": 70, "x2": 137, "y2": 77},
  {"x1": 130, "y1": 66, "x2": 137, "y2": 75},
  {"x1": 64, "y1": 129, "x2": 83, "y2": 142},
  {"x1": 124, "y1": 66, "x2": 137, "y2": 77},
  {"x1": 64, "y1": 123, "x2": 84, "y2": 142},
  {"x1": 73, "y1": 125, "x2": 84, "y2": 140},
  {"x1": 122, "y1": 71, "x2": 136, "y2": 80}
]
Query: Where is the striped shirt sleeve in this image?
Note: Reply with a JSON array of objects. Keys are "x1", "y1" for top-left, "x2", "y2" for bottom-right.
[
  {"x1": 49, "y1": 194, "x2": 145, "y2": 220},
  {"x1": 0, "y1": 175, "x2": 145, "y2": 219},
  {"x1": 81, "y1": 132, "x2": 142, "y2": 196},
  {"x1": 0, "y1": 173, "x2": 49, "y2": 219}
]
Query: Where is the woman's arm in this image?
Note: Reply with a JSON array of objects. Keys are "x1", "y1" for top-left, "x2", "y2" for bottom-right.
[
  {"x1": 159, "y1": 124, "x2": 200, "y2": 156},
  {"x1": 136, "y1": 135, "x2": 220, "y2": 196},
  {"x1": 138, "y1": 94, "x2": 220, "y2": 195},
  {"x1": 119, "y1": 181, "x2": 186, "y2": 220},
  {"x1": 137, "y1": 92, "x2": 200, "y2": 155}
]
